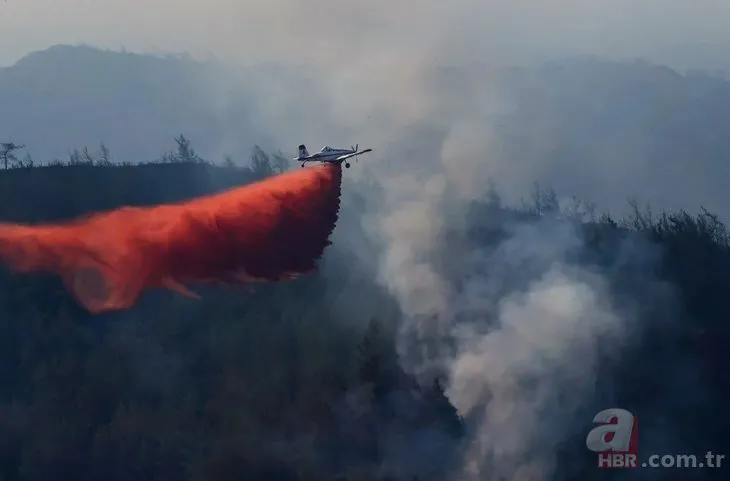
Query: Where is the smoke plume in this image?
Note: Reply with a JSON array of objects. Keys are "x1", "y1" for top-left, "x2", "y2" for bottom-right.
[{"x1": 367, "y1": 117, "x2": 654, "y2": 480}]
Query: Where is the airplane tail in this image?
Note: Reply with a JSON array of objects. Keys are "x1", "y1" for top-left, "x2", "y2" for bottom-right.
[{"x1": 298, "y1": 144, "x2": 309, "y2": 158}]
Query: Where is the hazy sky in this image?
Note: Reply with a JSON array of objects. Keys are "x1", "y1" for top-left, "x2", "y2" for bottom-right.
[
  {"x1": 2, "y1": 0, "x2": 730, "y2": 217},
  {"x1": 2, "y1": 0, "x2": 730, "y2": 69}
]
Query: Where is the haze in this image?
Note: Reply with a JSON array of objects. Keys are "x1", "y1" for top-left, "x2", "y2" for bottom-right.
[
  {"x1": 2, "y1": 1, "x2": 730, "y2": 68},
  {"x1": 2, "y1": 0, "x2": 730, "y2": 217}
]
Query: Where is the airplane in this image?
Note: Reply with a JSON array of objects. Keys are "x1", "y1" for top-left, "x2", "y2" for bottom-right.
[{"x1": 293, "y1": 144, "x2": 373, "y2": 168}]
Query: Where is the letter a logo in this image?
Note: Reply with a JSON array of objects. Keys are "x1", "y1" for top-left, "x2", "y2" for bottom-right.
[{"x1": 586, "y1": 408, "x2": 637, "y2": 453}]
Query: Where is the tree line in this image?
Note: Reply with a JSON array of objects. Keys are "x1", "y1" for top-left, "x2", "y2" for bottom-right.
[{"x1": 0, "y1": 134, "x2": 291, "y2": 175}]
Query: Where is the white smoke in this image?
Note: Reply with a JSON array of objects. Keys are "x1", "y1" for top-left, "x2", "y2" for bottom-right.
[
  {"x1": 369, "y1": 113, "x2": 637, "y2": 479},
  {"x1": 447, "y1": 255, "x2": 626, "y2": 480}
]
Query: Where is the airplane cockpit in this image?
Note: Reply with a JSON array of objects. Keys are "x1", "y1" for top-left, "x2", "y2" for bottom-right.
[{"x1": 321, "y1": 146, "x2": 331, "y2": 152}]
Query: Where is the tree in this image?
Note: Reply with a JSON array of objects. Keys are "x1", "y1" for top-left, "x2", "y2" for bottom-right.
[
  {"x1": 271, "y1": 150, "x2": 291, "y2": 173},
  {"x1": 355, "y1": 319, "x2": 396, "y2": 402},
  {"x1": 485, "y1": 179, "x2": 502, "y2": 209},
  {"x1": 68, "y1": 148, "x2": 84, "y2": 165},
  {"x1": 0, "y1": 142, "x2": 24, "y2": 170},
  {"x1": 523, "y1": 182, "x2": 559, "y2": 216},
  {"x1": 174, "y1": 134, "x2": 203, "y2": 163},
  {"x1": 222, "y1": 155, "x2": 236, "y2": 168},
  {"x1": 98, "y1": 143, "x2": 112, "y2": 166},
  {"x1": 625, "y1": 197, "x2": 654, "y2": 231},
  {"x1": 16, "y1": 153, "x2": 34, "y2": 168},
  {"x1": 250, "y1": 145, "x2": 274, "y2": 177},
  {"x1": 82, "y1": 147, "x2": 95, "y2": 165}
]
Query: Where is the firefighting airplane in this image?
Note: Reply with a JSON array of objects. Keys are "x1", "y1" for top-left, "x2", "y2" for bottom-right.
[{"x1": 293, "y1": 144, "x2": 373, "y2": 168}]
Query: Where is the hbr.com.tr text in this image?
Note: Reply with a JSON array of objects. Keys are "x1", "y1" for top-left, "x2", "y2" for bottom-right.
[{"x1": 598, "y1": 451, "x2": 724, "y2": 468}]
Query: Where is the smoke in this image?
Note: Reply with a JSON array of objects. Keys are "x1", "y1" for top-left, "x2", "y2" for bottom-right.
[
  {"x1": 373, "y1": 142, "x2": 630, "y2": 477},
  {"x1": 345, "y1": 50, "x2": 662, "y2": 478},
  {"x1": 448, "y1": 239, "x2": 629, "y2": 479}
]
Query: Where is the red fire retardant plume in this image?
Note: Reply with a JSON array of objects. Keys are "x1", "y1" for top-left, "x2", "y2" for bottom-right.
[{"x1": 0, "y1": 163, "x2": 342, "y2": 313}]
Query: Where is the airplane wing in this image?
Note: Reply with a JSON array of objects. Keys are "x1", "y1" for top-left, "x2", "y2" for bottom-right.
[{"x1": 336, "y1": 149, "x2": 372, "y2": 161}]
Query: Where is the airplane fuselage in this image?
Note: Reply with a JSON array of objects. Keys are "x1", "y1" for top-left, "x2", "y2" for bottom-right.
[
  {"x1": 293, "y1": 144, "x2": 373, "y2": 168},
  {"x1": 297, "y1": 149, "x2": 354, "y2": 162}
]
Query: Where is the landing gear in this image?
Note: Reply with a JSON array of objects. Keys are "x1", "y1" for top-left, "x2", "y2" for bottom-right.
[{"x1": 345, "y1": 162, "x2": 351, "y2": 168}]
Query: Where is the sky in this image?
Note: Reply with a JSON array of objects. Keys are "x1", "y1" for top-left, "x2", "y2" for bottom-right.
[
  {"x1": 4, "y1": 0, "x2": 730, "y2": 158},
  {"x1": 2, "y1": 0, "x2": 730, "y2": 69}
]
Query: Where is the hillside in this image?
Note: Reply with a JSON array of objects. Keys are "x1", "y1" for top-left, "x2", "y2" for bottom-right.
[
  {"x1": 0, "y1": 151, "x2": 467, "y2": 480},
  {"x1": 0, "y1": 145, "x2": 725, "y2": 480}
]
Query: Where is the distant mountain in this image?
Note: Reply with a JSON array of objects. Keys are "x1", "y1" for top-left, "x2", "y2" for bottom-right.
[
  {"x1": 488, "y1": 57, "x2": 730, "y2": 217},
  {"x1": 0, "y1": 45, "x2": 268, "y2": 164},
  {"x1": 5, "y1": 45, "x2": 730, "y2": 218}
]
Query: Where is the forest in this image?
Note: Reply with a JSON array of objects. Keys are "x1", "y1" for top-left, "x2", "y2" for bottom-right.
[{"x1": 0, "y1": 135, "x2": 726, "y2": 481}]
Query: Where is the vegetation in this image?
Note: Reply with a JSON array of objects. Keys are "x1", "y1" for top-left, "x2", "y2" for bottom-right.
[
  {"x1": 0, "y1": 137, "x2": 467, "y2": 481},
  {"x1": 0, "y1": 135, "x2": 725, "y2": 480}
]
